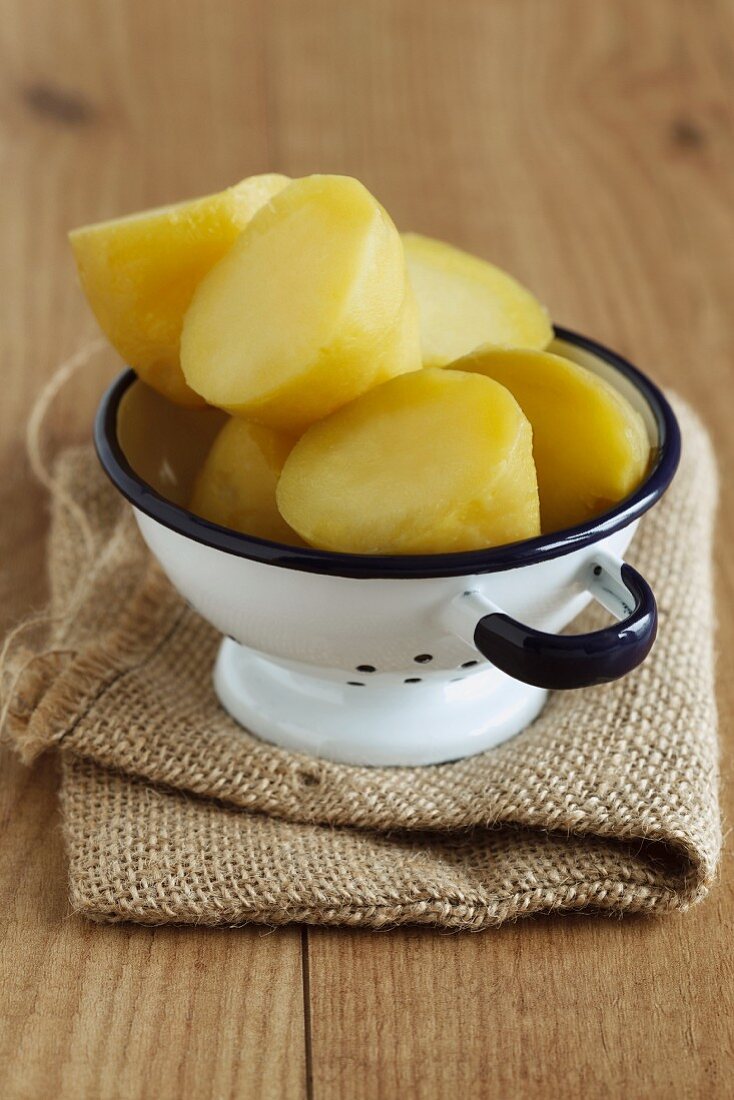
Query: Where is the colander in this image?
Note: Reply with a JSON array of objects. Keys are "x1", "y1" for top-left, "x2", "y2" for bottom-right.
[{"x1": 94, "y1": 328, "x2": 680, "y2": 766}]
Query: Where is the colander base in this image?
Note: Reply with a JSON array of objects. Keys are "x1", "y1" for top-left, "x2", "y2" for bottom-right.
[{"x1": 213, "y1": 638, "x2": 548, "y2": 767}]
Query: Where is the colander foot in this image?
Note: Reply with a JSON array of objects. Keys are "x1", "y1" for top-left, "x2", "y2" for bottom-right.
[{"x1": 214, "y1": 638, "x2": 548, "y2": 767}]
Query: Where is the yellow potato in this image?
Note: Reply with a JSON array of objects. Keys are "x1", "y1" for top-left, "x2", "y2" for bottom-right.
[
  {"x1": 402, "y1": 232, "x2": 552, "y2": 366},
  {"x1": 181, "y1": 175, "x2": 421, "y2": 432},
  {"x1": 190, "y1": 418, "x2": 302, "y2": 544},
  {"x1": 450, "y1": 347, "x2": 650, "y2": 532},
  {"x1": 69, "y1": 174, "x2": 290, "y2": 405},
  {"x1": 277, "y1": 368, "x2": 540, "y2": 555}
]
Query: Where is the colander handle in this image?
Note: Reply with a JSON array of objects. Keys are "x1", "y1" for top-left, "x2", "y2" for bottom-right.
[{"x1": 470, "y1": 552, "x2": 657, "y2": 690}]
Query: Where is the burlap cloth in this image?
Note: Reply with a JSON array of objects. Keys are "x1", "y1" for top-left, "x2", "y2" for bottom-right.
[{"x1": 1, "y1": 395, "x2": 721, "y2": 929}]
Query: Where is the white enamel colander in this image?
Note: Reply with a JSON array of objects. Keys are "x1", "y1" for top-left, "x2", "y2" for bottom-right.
[{"x1": 95, "y1": 329, "x2": 680, "y2": 766}]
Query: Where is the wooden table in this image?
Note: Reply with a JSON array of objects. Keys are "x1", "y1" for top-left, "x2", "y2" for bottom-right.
[{"x1": 2, "y1": 1, "x2": 733, "y2": 1096}]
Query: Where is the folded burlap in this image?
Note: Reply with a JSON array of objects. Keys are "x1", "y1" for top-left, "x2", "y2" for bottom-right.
[{"x1": 1, "y1": 396, "x2": 720, "y2": 929}]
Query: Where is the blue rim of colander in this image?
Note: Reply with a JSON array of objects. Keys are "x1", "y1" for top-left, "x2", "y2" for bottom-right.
[{"x1": 94, "y1": 326, "x2": 681, "y2": 579}]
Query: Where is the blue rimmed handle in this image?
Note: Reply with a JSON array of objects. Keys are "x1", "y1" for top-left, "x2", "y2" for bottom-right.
[{"x1": 473, "y1": 558, "x2": 657, "y2": 690}]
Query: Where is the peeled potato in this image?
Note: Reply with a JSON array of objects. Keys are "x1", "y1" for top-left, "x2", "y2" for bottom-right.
[
  {"x1": 402, "y1": 232, "x2": 552, "y2": 367},
  {"x1": 69, "y1": 174, "x2": 290, "y2": 405},
  {"x1": 181, "y1": 175, "x2": 421, "y2": 432},
  {"x1": 277, "y1": 368, "x2": 540, "y2": 555},
  {"x1": 190, "y1": 418, "x2": 302, "y2": 544},
  {"x1": 450, "y1": 347, "x2": 650, "y2": 532}
]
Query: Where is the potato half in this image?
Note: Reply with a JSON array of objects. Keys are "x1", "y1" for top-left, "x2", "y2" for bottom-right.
[
  {"x1": 450, "y1": 346, "x2": 650, "y2": 532},
  {"x1": 190, "y1": 417, "x2": 302, "y2": 544},
  {"x1": 181, "y1": 175, "x2": 422, "y2": 432},
  {"x1": 277, "y1": 368, "x2": 540, "y2": 555},
  {"x1": 69, "y1": 174, "x2": 290, "y2": 405},
  {"x1": 403, "y1": 232, "x2": 552, "y2": 367}
]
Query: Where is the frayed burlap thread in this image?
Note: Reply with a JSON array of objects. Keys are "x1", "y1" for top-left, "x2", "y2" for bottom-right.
[{"x1": 2, "y1": 396, "x2": 721, "y2": 929}]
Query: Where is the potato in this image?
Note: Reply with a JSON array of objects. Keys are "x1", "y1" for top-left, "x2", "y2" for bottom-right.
[
  {"x1": 181, "y1": 175, "x2": 421, "y2": 432},
  {"x1": 190, "y1": 418, "x2": 303, "y2": 544},
  {"x1": 69, "y1": 174, "x2": 290, "y2": 405},
  {"x1": 450, "y1": 347, "x2": 650, "y2": 532},
  {"x1": 402, "y1": 232, "x2": 552, "y2": 366},
  {"x1": 276, "y1": 368, "x2": 540, "y2": 555}
]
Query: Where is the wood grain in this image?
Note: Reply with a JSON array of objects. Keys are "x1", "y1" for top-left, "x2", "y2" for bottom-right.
[
  {"x1": 294, "y1": 3, "x2": 734, "y2": 1096},
  {"x1": 0, "y1": 2, "x2": 306, "y2": 1098},
  {"x1": 1, "y1": 0, "x2": 733, "y2": 1097},
  {"x1": 0, "y1": 757, "x2": 305, "y2": 1100}
]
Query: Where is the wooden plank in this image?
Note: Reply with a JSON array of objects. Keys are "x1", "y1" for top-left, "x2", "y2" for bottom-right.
[
  {"x1": 2, "y1": 0, "x2": 734, "y2": 1096},
  {"x1": 0, "y1": 2, "x2": 306, "y2": 1097},
  {"x1": 0, "y1": 751, "x2": 306, "y2": 1100},
  {"x1": 288, "y1": 1, "x2": 734, "y2": 1096}
]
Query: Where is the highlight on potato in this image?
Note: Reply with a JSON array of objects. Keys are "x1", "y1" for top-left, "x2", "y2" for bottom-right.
[{"x1": 70, "y1": 171, "x2": 649, "y2": 555}]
